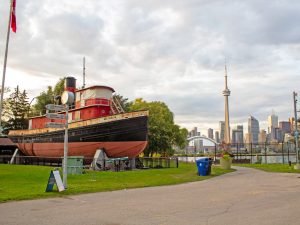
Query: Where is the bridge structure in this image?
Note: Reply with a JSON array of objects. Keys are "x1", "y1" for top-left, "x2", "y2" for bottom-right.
[
  {"x1": 187, "y1": 136, "x2": 218, "y2": 145},
  {"x1": 186, "y1": 136, "x2": 219, "y2": 154}
]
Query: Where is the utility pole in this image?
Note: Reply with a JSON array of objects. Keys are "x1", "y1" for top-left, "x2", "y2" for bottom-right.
[{"x1": 293, "y1": 92, "x2": 299, "y2": 169}]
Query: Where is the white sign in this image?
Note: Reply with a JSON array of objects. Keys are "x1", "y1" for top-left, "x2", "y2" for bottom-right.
[
  {"x1": 45, "y1": 122, "x2": 65, "y2": 128},
  {"x1": 46, "y1": 113, "x2": 65, "y2": 120},
  {"x1": 53, "y1": 171, "x2": 65, "y2": 191},
  {"x1": 46, "y1": 104, "x2": 66, "y2": 111}
]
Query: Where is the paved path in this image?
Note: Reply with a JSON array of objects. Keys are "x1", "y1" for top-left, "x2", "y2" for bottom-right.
[{"x1": 1, "y1": 167, "x2": 300, "y2": 225}]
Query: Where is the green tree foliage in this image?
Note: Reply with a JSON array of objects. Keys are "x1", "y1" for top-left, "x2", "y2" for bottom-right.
[
  {"x1": 33, "y1": 86, "x2": 54, "y2": 115},
  {"x1": 53, "y1": 77, "x2": 65, "y2": 97},
  {"x1": 129, "y1": 98, "x2": 188, "y2": 156},
  {"x1": 173, "y1": 125, "x2": 188, "y2": 149},
  {"x1": 3, "y1": 86, "x2": 30, "y2": 131},
  {"x1": 32, "y1": 77, "x2": 65, "y2": 115}
]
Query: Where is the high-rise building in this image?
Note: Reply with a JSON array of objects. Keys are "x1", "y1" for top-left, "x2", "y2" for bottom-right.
[
  {"x1": 268, "y1": 113, "x2": 278, "y2": 133},
  {"x1": 248, "y1": 116, "x2": 260, "y2": 143},
  {"x1": 219, "y1": 121, "x2": 225, "y2": 142},
  {"x1": 245, "y1": 133, "x2": 252, "y2": 150},
  {"x1": 192, "y1": 127, "x2": 197, "y2": 137},
  {"x1": 258, "y1": 129, "x2": 267, "y2": 144},
  {"x1": 289, "y1": 117, "x2": 295, "y2": 132},
  {"x1": 232, "y1": 125, "x2": 244, "y2": 144},
  {"x1": 189, "y1": 127, "x2": 199, "y2": 137},
  {"x1": 232, "y1": 129, "x2": 238, "y2": 143},
  {"x1": 279, "y1": 121, "x2": 291, "y2": 134},
  {"x1": 245, "y1": 133, "x2": 252, "y2": 142},
  {"x1": 208, "y1": 128, "x2": 214, "y2": 139},
  {"x1": 289, "y1": 117, "x2": 300, "y2": 133},
  {"x1": 194, "y1": 139, "x2": 204, "y2": 152},
  {"x1": 215, "y1": 131, "x2": 220, "y2": 143},
  {"x1": 274, "y1": 127, "x2": 283, "y2": 142},
  {"x1": 268, "y1": 122, "x2": 287, "y2": 142}
]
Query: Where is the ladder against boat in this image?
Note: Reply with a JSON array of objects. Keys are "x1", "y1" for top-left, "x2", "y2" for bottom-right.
[{"x1": 111, "y1": 95, "x2": 125, "y2": 114}]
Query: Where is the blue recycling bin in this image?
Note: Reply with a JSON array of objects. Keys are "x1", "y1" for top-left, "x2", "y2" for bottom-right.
[{"x1": 196, "y1": 157, "x2": 211, "y2": 176}]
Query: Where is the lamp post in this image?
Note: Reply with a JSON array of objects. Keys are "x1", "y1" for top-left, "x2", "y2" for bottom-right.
[
  {"x1": 61, "y1": 91, "x2": 74, "y2": 189},
  {"x1": 63, "y1": 105, "x2": 69, "y2": 188},
  {"x1": 293, "y1": 92, "x2": 300, "y2": 169}
]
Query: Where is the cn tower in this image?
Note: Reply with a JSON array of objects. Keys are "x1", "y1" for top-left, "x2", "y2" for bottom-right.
[{"x1": 222, "y1": 64, "x2": 231, "y2": 144}]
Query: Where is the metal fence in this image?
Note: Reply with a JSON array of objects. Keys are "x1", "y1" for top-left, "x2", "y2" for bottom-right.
[
  {"x1": 182, "y1": 142, "x2": 298, "y2": 164},
  {"x1": 137, "y1": 157, "x2": 179, "y2": 169},
  {"x1": 0, "y1": 155, "x2": 179, "y2": 171},
  {"x1": 225, "y1": 142, "x2": 297, "y2": 164}
]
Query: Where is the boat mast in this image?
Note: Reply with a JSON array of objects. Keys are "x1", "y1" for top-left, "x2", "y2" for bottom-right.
[
  {"x1": 0, "y1": 0, "x2": 13, "y2": 132},
  {"x1": 82, "y1": 57, "x2": 86, "y2": 89}
]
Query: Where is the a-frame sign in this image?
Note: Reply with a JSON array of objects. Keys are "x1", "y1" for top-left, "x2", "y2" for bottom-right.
[{"x1": 45, "y1": 170, "x2": 65, "y2": 192}]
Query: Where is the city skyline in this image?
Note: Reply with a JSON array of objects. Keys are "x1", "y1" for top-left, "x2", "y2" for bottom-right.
[
  {"x1": 193, "y1": 111, "x2": 292, "y2": 142},
  {"x1": 1, "y1": 1, "x2": 300, "y2": 133}
]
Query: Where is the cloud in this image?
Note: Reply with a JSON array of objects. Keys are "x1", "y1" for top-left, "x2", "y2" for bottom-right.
[{"x1": 0, "y1": 0, "x2": 299, "y2": 135}]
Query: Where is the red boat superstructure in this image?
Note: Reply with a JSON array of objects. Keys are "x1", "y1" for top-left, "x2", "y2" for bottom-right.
[{"x1": 8, "y1": 77, "x2": 148, "y2": 158}]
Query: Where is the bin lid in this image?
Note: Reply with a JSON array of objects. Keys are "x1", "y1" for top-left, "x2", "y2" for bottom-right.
[{"x1": 196, "y1": 157, "x2": 209, "y2": 162}]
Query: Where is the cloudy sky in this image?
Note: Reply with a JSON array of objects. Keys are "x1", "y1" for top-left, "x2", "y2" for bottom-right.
[{"x1": 0, "y1": 0, "x2": 299, "y2": 135}]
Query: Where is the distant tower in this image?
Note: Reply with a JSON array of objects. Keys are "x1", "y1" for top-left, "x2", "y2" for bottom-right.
[
  {"x1": 215, "y1": 131, "x2": 220, "y2": 143},
  {"x1": 268, "y1": 110, "x2": 278, "y2": 133},
  {"x1": 222, "y1": 64, "x2": 231, "y2": 144},
  {"x1": 208, "y1": 128, "x2": 214, "y2": 139}
]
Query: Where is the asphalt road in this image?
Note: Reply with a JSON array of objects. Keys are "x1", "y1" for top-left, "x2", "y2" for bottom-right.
[{"x1": 1, "y1": 166, "x2": 300, "y2": 225}]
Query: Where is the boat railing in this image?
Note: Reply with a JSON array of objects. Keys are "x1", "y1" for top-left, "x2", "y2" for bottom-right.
[{"x1": 84, "y1": 98, "x2": 110, "y2": 107}]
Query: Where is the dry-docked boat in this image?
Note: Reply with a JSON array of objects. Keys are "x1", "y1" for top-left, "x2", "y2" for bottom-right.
[{"x1": 8, "y1": 77, "x2": 148, "y2": 159}]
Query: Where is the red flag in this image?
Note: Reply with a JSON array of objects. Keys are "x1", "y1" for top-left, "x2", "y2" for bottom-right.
[{"x1": 11, "y1": 0, "x2": 16, "y2": 33}]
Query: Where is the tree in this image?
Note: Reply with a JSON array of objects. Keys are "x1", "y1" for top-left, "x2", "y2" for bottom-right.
[
  {"x1": 129, "y1": 98, "x2": 188, "y2": 156},
  {"x1": 3, "y1": 86, "x2": 30, "y2": 131},
  {"x1": 173, "y1": 125, "x2": 188, "y2": 149},
  {"x1": 33, "y1": 86, "x2": 54, "y2": 115},
  {"x1": 53, "y1": 77, "x2": 65, "y2": 97},
  {"x1": 32, "y1": 77, "x2": 65, "y2": 115}
]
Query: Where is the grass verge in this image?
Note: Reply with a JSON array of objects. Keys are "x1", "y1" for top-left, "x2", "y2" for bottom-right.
[
  {"x1": 0, "y1": 163, "x2": 234, "y2": 203},
  {"x1": 234, "y1": 163, "x2": 300, "y2": 173}
]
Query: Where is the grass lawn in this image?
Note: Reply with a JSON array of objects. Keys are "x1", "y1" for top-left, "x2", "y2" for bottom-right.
[
  {"x1": 0, "y1": 163, "x2": 234, "y2": 203},
  {"x1": 234, "y1": 163, "x2": 300, "y2": 173}
]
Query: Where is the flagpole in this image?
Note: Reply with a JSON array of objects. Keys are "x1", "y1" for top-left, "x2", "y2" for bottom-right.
[{"x1": 0, "y1": 0, "x2": 13, "y2": 131}]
